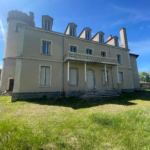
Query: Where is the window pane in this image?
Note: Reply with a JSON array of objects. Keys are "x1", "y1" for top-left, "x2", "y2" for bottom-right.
[
  {"x1": 70, "y1": 46, "x2": 76, "y2": 52},
  {"x1": 40, "y1": 67, "x2": 46, "y2": 86},
  {"x1": 43, "y1": 42, "x2": 46, "y2": 54},
  {"x1": 45, "y1": 67, "x2": 50, "y2": 86}
]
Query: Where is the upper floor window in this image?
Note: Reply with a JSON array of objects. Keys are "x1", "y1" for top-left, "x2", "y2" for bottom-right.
[
  {"x1": 99, "y1": 35, "x2": 103, "y2": 43},
  {"x1": 86, "y1": 49, "x2": 92, "y2": 55},
  {"x1": 86, "y1": 32, "x2": 90, "y2": 40},
  {"x1": 42, "y1": 41, "x2": 51, "y2": 55},
  {"x1": 70, "y1": 46, "x2": 77, "y2": 52},
  {"x1": 70, "y1": 28, "x2": 75, "y2": 36},
  {"x1": 45, "y1": 20, "x2": 50, "y2": 30},
  {"x1": 101, "y1": 51, "x2": 106, "y2": 57},
  {"x1": 117, "y1": 54, "x2": 121, "y2": 64},
  {"x1": 115, "y1": 39, "x2": 118, "y2": 46}
]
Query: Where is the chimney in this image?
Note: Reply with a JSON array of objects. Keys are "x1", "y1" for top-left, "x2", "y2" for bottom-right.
[
  {"x1": 120, "y1": 28, "x2": 128, "y2": 49},
  {"x1": 107, "y1": 35, "x2": 112, "y2": 41}
]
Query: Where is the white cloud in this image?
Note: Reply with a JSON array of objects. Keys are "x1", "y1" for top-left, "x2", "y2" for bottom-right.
[
  {"x1": 111, "y1": 5, "x2": 150, "y2": 27},
  {"x1": 0, "y1": 20, "x2": 5, "y2": 41}
]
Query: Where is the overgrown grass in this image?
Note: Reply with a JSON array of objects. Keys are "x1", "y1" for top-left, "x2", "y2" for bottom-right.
[{"x1": 0, "y1": 90, "x2": 150, "y2": 150}]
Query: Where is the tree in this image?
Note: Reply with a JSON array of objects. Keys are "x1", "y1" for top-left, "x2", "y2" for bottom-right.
[{"x1": 139, "y1": 72, "x2": 150, "y2": 82}]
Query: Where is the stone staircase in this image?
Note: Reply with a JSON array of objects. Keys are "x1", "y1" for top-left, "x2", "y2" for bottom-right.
[
  {"x1": 80, "y1": 89, "x2": 120, "y2": 99},
  {"x1": 1, "y1": 91, "x2": 12, "y2": 96}
]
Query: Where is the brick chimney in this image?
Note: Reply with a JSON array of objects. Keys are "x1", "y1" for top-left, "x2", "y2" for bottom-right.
[{"x1": 107, "y1": 35, "x2": 112, "y2": 41}]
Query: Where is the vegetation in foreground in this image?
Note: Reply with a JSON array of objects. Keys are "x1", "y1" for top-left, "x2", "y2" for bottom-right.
[{"x1": 0, "y1": 90, "x2": 150, "y2": 150}]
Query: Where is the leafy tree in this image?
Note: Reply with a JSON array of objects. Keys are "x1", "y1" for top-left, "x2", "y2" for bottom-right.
[{"x1": 139, "y1": 72, "x2": 150, "y2": 82}]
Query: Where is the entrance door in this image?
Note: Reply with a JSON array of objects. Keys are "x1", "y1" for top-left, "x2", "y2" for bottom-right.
[
  {"x1": 9, "y1": 79, "x2": 14, "y2": 91},
  {"x1": 87, "y1": 70, "x2": 94, "y2": 90}
]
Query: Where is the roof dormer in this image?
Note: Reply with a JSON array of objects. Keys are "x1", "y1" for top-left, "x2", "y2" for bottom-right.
[
  {"x1": 65, "y1": 23, "x2": 77, "y2": 37},
  {"x1": 105, "y1": 35, "x2": 119, "y2": 47},
  {"x1": 92, "y1": 31, "x2": 104, "y2": 43},
  {"x1": 78, "y1": 27, "x2": 92, "y2": 40},
  {"x1": 42, "y1": 15, "x2": 53, "y2": 31}
]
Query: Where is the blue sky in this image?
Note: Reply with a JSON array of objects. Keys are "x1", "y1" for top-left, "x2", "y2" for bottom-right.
[{"x1": 0, "y1": 0, "x2": 150, "y2": 73}]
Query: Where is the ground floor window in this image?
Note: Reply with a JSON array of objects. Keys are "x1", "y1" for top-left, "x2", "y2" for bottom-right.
[
  {"x1": 119, "y1": 72, "x2": 124, "y2": 85},
  {"x1": 40, "y1": 66, "x2": 50, "y2": 87},
  {"x1": 70, "y1": 68, "x2": 78, "y2": 86},
  {"x1": 102, "y1": 71, "x2": 109, "y2": 85}
]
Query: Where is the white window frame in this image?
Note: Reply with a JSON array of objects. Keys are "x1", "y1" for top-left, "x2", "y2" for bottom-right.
[
  {"x1": 40, "y1": 39, "x2": 53, "y2": 56},
  {"x1": 100, "y1": 50, "x2": 107, "y2": 57},
  {"x1": 44, "y1": 20, "x2": 51, "y2": 30},
  {"x1": 119, "y1": 71, "x2": 124, "y2": 86},
  {"x1": 85, "y1": 47, "x2": 94, "y2": 55},
  {"x1": 70, "y1": 68, "x2": 78, "y2": 86},
  {"x1": 39, "y1": 64, "x2": 52, "y2": 88},
  {"x1": 69, "y1": 44, "x2": 78, "y2": 53},
  {"x1": 116, "y1": 53, "x2": 122, "y2": 64}
]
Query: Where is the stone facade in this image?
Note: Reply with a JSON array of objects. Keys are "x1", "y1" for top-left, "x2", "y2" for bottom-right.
[{"x1": 0, "y1": 10, "x2": 141, "y2": 102}]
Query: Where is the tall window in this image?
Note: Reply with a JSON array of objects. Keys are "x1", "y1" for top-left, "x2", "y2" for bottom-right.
[
  {"x1": 117, "y1": 54, "x2": 121, "y2": 64},
  {"x1": 70, "y1": 69, "x2": 78, "y2": 86},
  {"x1": 70, "y1": 46, "x2": 77, "y2": 52},
  {"x1": 115, "y1": 39, "x2": 118, "y2": 46},
  {"x1": 86, "y1": 49, "x2": 92, "y2": 55},
  {"x1": 119, "y1": 72, "x2": 124, "y2": 85},
  {"x1": 86, "y1": 32, "x2": 90, "y2": 40},
  {"x1": 101, "y1": 51, "x2": 106, "y2": 57},
  {"x1": 42, "y1": 41, "x2": 51, "y2": 55},
  {"x1": 45, "y1": 20, "x2": 50, "y2": 30},
  {"x1": 40, "y1": 66, "x2": 50, "y2": 87},
  {"x1": 99, "y1": 35, "x2": 103, "y2": 43},
  {"x1": 70, "y1": 28, "x2": 75, "y2": 36},
  {"x1": 102, "y1": 71, "x2": 109, "y2": 85}
]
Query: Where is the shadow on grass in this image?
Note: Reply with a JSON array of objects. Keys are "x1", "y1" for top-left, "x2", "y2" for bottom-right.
[{"x1": 18, "y1": 90, "x2": 150, "y2": 109}]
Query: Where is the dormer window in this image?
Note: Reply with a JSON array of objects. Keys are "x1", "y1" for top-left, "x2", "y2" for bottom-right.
[
  {"x1": 99, "y1": 35, "x2": 103, "y2": 43},
  {"x1": 70, "y1": 28, "x2": 75, "y2": 36},
  {"x1": 45, "y1": 20, "x2": 50, "y2": 30},
  {"x1": 86, "y1": 32, "x2": 90, "y2": 40},
  {"x1": 115, "y1": 39, "x2": 118, "y2": 46}
]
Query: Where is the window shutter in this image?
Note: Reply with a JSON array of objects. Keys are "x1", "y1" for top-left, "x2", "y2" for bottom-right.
[
  {"x1": 45, "y1": 67, "x2": 50, "y2": 86},
  {"x1": 40, "y1": 67, "x2": 46, "y2": 86},
  {"x1": 70, "y1": 69, "x2": 77, "y2": 85}
]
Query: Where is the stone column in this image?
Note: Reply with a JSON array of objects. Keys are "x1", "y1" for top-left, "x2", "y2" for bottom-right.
[
  {"x1": 84, "y1": 62, "x2": 87, "y2": 91},
  {"x1": 105, "y1": 64, "x2": 108, "y2": 90},
  {"x1": 67, "y1": 61, "x2": 70, "y2": 92},
  {"x1": 116, "y1": 66, "x2": 121, "y2": 92}
]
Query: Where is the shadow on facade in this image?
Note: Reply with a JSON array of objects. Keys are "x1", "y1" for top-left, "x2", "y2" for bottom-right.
[{"x1": 18, "y1": 90, "x2": 150, "y2": 109}]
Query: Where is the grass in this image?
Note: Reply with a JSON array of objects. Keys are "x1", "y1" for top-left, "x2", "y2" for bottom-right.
[{"x1": 0, "y1": 90, "x2": 150, "y2": 150}]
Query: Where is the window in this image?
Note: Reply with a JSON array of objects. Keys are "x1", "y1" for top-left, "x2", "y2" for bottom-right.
[
  {"x1": 119, "y1": 72, "x2": 124, "y2": 85},
  {"x1": 86, "y1": 32, "x2": 90, "y2": 40},
  {"x1": 86, "y1": 49, "x2": 92, "y2": 55},
  {"x1": 40, "y1": 66, "x2": 50, "y2": 87},
  {"x1": 42, "y1": 41, "x2": 51, "y2": 55},
  {"x1": 99, "y1": 35, "x2": 103, "y2": 43},
  {"x1": 70, "y1": 69, "x2": 78, "y2": 86},
  {"x1": 101, "y1": 51, "x2": 106, "y2": 57},
  {"x1": 45, "y1": 20, "x2": 50, "y2": 30},
  {"x1": 70, "y1": 28, "x2": 75, "y2": 36},
  {"x1": 70, "y1": 46, "x2": 77, "y2": 52},
  {"x1": 117, "y1": 54, "x2": 121, "y2": 64},
  {"x1": 115, "y1": 39, "x2": 118, "y2": 46},
  {"x1": 102, "y1": 71, "x2": 109, "y2": 85}
]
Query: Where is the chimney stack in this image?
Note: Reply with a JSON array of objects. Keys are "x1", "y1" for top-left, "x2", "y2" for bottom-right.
[
  {"x1": 120, "y1": 28, "x2": 128, "y2": 49},
  {"x1": 107, "y1": 35, "x2": 112, "y2": 41}
]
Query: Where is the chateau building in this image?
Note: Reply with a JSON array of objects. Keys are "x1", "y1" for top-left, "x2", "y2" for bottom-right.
[{"x1": 0, "y1": 10, "x2": 140, "y2": 101}]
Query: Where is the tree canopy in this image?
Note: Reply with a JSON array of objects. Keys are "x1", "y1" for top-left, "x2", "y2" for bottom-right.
[{"x1": 139, "y1": 72, "x2": 150, "y2": 82}]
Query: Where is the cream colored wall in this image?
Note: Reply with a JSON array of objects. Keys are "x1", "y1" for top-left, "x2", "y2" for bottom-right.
[
  {"x1": 65, "y1": 26, "x2": 70, "y2": 35},
  {"x1": 130, "y1": 55, "x2": 140, "y2": 88},
  {"x1": 18, "y1": 59, "x2": 62, "y2": 92},
  {"x1": 92, "y1": 34, "x2": 99, "y2": 42},
  {"x1": 0, "y1": 58, "x2": 16, "y2": 91},
  {"x1": 106, "y1": 39, "x2": 114, "y2": 46},
  {"x1": 79, "y1": 30, "x2": 85, "y2": 39}
]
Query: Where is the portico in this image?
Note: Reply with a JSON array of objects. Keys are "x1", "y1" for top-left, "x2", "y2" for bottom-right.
[{"x1": 65, "y1": 52, "x2": 120, "y2": 92}]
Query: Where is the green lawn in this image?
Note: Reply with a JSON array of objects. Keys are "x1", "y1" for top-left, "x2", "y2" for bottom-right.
[{"x1": 0, "y1": 90, "x2": 150, "y2": 150}]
